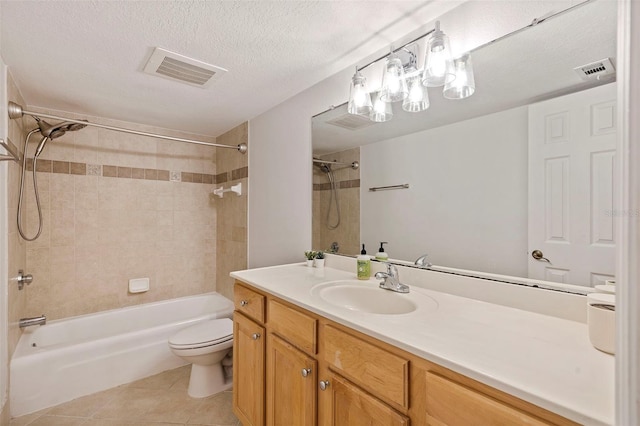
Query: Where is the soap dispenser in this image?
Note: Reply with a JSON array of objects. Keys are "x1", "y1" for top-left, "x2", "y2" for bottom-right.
[
  {"x1": 375, "y1": 242, "x2": 389, "y2": 261},
  {"x1": 357, "y1": 244, "x2": 371, "y2": 280}
]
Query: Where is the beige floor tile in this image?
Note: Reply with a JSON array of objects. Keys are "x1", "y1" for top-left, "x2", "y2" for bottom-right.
[
  {"x1": 187, "y1": 392, "x2": 238, "y2": 425},
  {"x1": 81, "y1": 420, "x2": 182, "y2": 426},
  {"x1": 27, "y1": 415, "x2": 87, "y2": 426},
  {"x1": 135, "y1": 389, "x2": 202, "y2": 424},
  {"x1": 127, "y1": 365, "x2": 190, "y2": 391},
  {"x1": 92, "y1": 387, "x2": 166, "y2": 420},
  {"x1": 11, "y1": 366, "x2": 238, "y2": 426},
  {"x1": 47, "y1": 387, "x2": 122, "y2": 417},
  {"x1": 9, "y1": 407, "x2": 52, "y2": 426}
]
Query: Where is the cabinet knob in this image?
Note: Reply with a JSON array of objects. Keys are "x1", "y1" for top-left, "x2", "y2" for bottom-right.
[
  {"x1": 301, "y1": 368, "x2": 312, "y2": 377},
  {"x1": 252, "y1": 333, "x2": 261, "y2": 340},
  {"x1": 240, "y1": 300, "x2": 249, "y2": 307},
  {"x1": 319, "y1": 380, "x2": 330, "y2": 391}
]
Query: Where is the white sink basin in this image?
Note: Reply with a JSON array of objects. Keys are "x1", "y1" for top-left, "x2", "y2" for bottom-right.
[{"x1": 311, "y1": 280, "x2": 434, "y2": 315}]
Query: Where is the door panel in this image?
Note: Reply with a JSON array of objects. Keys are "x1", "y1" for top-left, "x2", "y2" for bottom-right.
[
  {"x1": 266, "y1": 334, "x2": 317, "y2": 426},
  {"x1": 528, "y1": 83, "x2": 616, "y2": 286}
]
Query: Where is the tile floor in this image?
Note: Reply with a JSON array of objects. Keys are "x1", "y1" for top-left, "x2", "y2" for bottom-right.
[{"x1": 9, "y1": 366, "x2": 239, "y2": 426}]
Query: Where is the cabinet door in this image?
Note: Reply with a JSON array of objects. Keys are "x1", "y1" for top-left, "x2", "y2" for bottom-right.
[
  {"x1": 233, "y1": 312, "x2": 265, "y2": 426},
  {"x1": 320, "y1": 373, "x2": 409, "y2": 426},
  {"x1": 266, "y1": 334, "x2": 317, "y2": 426}
]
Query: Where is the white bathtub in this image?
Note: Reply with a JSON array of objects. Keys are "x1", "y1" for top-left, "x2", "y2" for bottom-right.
[{"x1": 10, "y1": 292, "x2": 234, "y2": 417}]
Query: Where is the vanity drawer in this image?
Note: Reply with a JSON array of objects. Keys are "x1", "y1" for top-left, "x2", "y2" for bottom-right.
[
  {"x1": 323, "y1": 324, "x2": 409, "y2": 409},
  {"x1": 268, "y1": 299, "x2": 317, "y2": 355},
  {"x1": 425, "y1": 372, "x2": 551, "y2": 425},
  {"x1": 234, "y1": 283, "x2": 265, "y2": 323}
]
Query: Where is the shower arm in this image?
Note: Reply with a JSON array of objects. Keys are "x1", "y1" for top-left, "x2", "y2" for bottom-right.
[{"x1": 7, "y1": 101, "x2": 247, "y2": 154}]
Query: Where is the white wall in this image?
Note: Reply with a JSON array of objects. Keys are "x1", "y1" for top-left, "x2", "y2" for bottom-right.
[
  {"x1": 247, "y1": 1, "x2": 577, "y2": 267},
  {"x1": 360, "y1": 106, "x2": 528, "y2": 276},
  {"x1": 248, "y1": 68, "x2": 351, "y2": 268}
]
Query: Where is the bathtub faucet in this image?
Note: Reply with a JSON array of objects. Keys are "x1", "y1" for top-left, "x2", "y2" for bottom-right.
[{"x1": 19, "y1": 315, "x2": 46, "y2": 329}]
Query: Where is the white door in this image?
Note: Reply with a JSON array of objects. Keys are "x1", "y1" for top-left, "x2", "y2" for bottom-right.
[{"x1": 528, "y1": 83, "x2": 616, "y2": 287}]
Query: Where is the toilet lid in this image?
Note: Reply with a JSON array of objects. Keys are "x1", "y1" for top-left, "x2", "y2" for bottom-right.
[{"x1": 169, "y1": 318, "x2": 233, "y2": 347}]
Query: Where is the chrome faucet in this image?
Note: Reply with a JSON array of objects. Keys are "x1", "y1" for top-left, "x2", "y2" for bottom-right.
[
  {"x1": 374, "y1": 263, "x2": 410, "y2": 293},
  {"x1": 414, "y1": 254, "x2": 432, "y2": 268},
  {"x1": 19, "y1": 315, "x2": 46, "y2": 329}
]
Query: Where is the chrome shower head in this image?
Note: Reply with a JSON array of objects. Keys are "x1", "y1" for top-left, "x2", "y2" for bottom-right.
[{"x1": 35, "y1": 117, "x2": 87, "y2": 139}]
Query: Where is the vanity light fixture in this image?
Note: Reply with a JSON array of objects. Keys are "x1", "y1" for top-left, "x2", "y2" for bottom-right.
[
  {"x1": 443, "y1": 53, "x2": 475, "y2": 99},
  {"x1": 346, "y1": 20, "x2": 474, "y2": 122},
  {"x1": 347, "y1": 66, "x2": 373, "y2": 115},
  {"x1": 403, "y1": 69, "x2": 430, "y2": 112},
  {"x1": 370, "y1": 92, "x2": 393, "y2": 122},
  {"x1": 379, "y1": 47, "x2": 409, "y2": 103},
  {"x1": 422, "y1": 21, "x2": 455, "y2": 87}
]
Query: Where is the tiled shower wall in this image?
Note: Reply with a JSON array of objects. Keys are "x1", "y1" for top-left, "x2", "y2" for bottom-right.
[
  {"x1": 215, "y1": 123, "x2": 248, "y2": 300},
  {"x1": 17, "y1": 105, "x2": 246, "y2": 320},
  {"x1": 312, "y1": 147, "x2": 360, "y2": 256}
]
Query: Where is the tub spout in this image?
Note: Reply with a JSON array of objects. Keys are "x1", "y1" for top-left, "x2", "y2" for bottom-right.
[{"x1": 19, "y1": 315, "x2": 46, "y2": 329}]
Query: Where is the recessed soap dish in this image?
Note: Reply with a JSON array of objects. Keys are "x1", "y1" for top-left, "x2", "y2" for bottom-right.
[{"x1": 129, "y1": 278, "x2": 150, "y2": 294}]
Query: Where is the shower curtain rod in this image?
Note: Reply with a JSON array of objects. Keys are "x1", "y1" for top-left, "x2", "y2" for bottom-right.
[
  {"x1": 313, "y1": 158, "x2": 359, "y2": 169},
  {"x1": 7, "y1": 102, "x2": 247, "y2": 154}
]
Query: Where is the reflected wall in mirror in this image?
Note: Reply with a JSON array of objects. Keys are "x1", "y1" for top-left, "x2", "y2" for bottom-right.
[{"x1": 312, "y1": 0, "x2": 617, "y2": 288}]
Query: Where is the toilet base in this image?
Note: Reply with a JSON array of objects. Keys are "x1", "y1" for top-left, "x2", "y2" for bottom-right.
[{"x1": 188, "y1": 362, "x2": 232, "y2": 398}]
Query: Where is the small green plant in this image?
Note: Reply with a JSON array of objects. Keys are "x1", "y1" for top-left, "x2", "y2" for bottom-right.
[
  {"x1": 304, "y1": 250, "x2": 317, "y2": 260},
  {"x1": 315, "y1": 251, "x2": 325, "y2": 260}
]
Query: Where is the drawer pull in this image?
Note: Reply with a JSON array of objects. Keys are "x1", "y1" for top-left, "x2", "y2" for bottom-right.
[
  {"x1": 301, "y1": 368, "x2": 312, "y2": 377},
  {"x1": 240, "y1": 300, "x2": 249, "y2": 307},
  {"x1": 319, "y1": 380, "x2": 330, "y2": 391},
  {"x1": 252, "y1": 333, "x2": 261, "y2": 340}
]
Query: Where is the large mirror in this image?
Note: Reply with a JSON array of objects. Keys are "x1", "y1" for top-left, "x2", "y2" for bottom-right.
[{"x1": 312, "y1": 0, "x2": 617, "y2": 289}]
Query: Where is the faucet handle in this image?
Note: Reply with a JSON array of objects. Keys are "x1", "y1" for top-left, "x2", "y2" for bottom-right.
[
  {"x1": 414, "y1": 254, "x2": 432, "y2": 268},
  {"x1": 385, "y1": 262, "x2": 398, "y2": 277}
]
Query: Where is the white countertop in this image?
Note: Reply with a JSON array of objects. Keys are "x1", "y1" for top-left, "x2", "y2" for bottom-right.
[{"x1": 231, "y1": 263, "x2": 614, "y2": 425}]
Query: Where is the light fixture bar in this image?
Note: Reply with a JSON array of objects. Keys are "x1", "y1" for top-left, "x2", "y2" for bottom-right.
[{"x1": 355, "y1": 29, "x2": 436, "y2": 73}]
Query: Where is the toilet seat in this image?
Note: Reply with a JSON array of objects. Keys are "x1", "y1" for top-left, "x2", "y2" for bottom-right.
[{"x1": 169, "y1": 318, "x2": 233, "y2": 350}]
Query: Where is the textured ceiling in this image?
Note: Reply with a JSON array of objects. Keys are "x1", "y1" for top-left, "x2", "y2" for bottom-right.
[{"x1": 0, "y1": 0, "x2": 460, "y2": 137}]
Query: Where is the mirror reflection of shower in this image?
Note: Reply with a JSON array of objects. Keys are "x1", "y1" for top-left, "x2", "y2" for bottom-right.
[{"x1": 312, "y1": 158, "x2": 359, "y2": 231}]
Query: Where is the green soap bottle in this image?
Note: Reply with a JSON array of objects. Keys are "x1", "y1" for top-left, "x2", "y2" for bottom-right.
[{"x1": 357, "y1": 244, "x2": 370, "y2": 280}]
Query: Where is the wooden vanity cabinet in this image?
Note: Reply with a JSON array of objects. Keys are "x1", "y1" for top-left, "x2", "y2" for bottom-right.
[
  {"x1": 232, "y1": 280, "x2": 578, "y2": 426},
  {"x1": 266, "y1": 334, "x2": 317, "y2": 425},
  {"x1": 233, "y1": 311, "x2": 265, "y2": 426}
]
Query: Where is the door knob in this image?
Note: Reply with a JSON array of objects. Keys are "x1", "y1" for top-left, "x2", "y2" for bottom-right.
[
  {"x1": 301, "y1": 368, "x2": 312, "y2": 377},
  {"x1": 240, "y1": 300, "x2": 249, "y2": 306},
  {"x1": 251, "y1": 333, "x2": 261, "y2": 340},
  {"x1": 319, "y1": 380, "x2": 330, "y2": 391},
  {"x1": 531, "y1": 250, "x2": 551, "y2": 263}
]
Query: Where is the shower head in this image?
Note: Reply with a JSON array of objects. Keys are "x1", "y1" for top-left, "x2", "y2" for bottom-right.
[
  {"x1": 31, "y1": 116, "x2": 88, "y2": 158},
  {"x1": 35, "y1": 117, "x2": 87, "y2": 139}
]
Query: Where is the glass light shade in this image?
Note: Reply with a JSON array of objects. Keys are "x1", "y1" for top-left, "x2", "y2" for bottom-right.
[
  {"x1": 347, "y1": 68, "x2": 372, "y2": 115},
  {"x1": 421, "y1": 22, "x2": 455, "y2": 87},
  {"x1": 369, "y1": 93, "x2": 393, "y2": 122},
  {"x1": 379, "y1": 51, "x2": 408, "y2": 103},
  {"x1": 443, "y1": 53, "x2": 475, "y2": 99},
  {"x1": 402, "y1": 74, "x2": 430, "y2": 112}
]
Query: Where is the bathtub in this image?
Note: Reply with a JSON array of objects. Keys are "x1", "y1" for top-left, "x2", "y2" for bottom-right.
[{"x1": 10, "y1": 292, "x2": 234, "y2": 417}]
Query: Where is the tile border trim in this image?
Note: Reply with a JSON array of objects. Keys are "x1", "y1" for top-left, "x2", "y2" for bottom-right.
[{"x1": 26, "y1": 159, "x2": 248, "y2": 185}]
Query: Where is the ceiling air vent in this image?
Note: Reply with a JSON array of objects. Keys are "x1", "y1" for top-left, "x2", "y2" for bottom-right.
[
  {"x1": 143, "y1": 47, "x2": 227, "y2": 88},
  {"x1": 326, "y1": 113, "x2": 377, "y2": 131},
  {"x1": 573, "y1": 58, "x2": 615, "y2": 81}
]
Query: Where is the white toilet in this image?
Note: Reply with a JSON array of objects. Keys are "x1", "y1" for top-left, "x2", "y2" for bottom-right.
[{"x1": 168, "y1": 318, "x2": 233, "y2": 398}]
